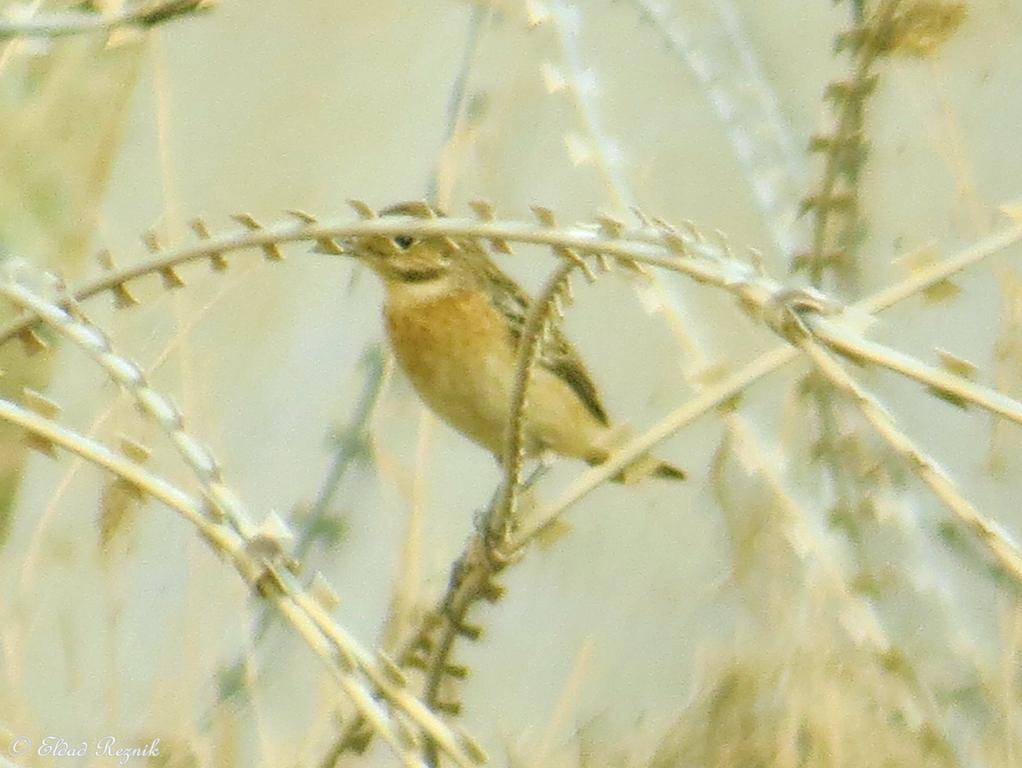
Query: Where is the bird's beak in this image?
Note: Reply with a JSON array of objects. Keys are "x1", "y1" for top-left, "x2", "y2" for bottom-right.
[{"x1": 347, "y1": 235, "x2": 392, "y2": 265}]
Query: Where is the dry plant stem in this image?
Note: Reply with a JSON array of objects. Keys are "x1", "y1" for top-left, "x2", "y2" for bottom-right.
[
  {"x1": 493, "y1": 262, "x2": 577, "y2": 546},
  {"x1": 2, "y1": 213, "x2": 1018, "y2": 352},
  {"x1": 292, "y1": 592, "x2": 479, "y2": 768},
  {"x1": 809, "y1": 317, "x2": 1022, "y2": 427},
  {"x1": 520, "y1": 325, "x2": 1022, "y2": 581},
  {"x1": 0, "y1": 0, "x2": 211, "y2": 38},
  {"x1": 0, "y1": 397, "x2": 202, "y2": 525},
  {"x1": 300, "y1": 345, "x2": 387, "y2": 560},
  {"x1": 513, "y1": 345, "x2": 797, "y2": 546},
  {"x1": 544, "y1": 1, "x2": 633, "y2": 207},
  {"x1": 539, "y1": 0, "x2": 816, "y2": 607},
  {"x1": 512, "y1": 220, "x2": 1022, "y2": 545},
  {"x1": 0, "y1": 397, "x2": 424, "y2": 764},
  {"x1": 416, "y1": 257, "x2": 582, "y2": 754},
  {"x1": 17, "y1": 268, "x2": 262, "y2": 593},
  {"x1": 215, "y1": 347, "x2": 387, "y2": 721},
  {"x1": 862, "y1": 225, "x2": 1022, "y2": 312},
  {"x1": 0, "y1": 279, "x2": 483, "y2": 768},
  {"x1": 627, "y1": 0, "x2": 805, "y2": 255},
  {"x1": 804, "y1": 0, "x2": 901, "y2": 288},
  {"x1": 0, "y1": 214, "x2": 732, "y2": 350},
  {"x1": 527, "y1": 12, "x2": 935, "y2": 741},
  {"x1": 0, "y1": 279, "x2": 259, "y2": 540},
  {"x1": 794, "y1": 334, "x2": 1022, "y2": 588},
  {"x1": 407, "y1": 263, "x2": 579, "y2": 763},
  {"x1": 416, "y1": 540, "x2": 498, "y2": 766},
  {"x1": 800, "y1": 0, "x2": 901, "y2": 622}
]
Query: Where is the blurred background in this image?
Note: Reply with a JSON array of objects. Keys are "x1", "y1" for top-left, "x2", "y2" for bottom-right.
[{"x1": 0, "y1": 0, "x2": 1020, "y2": 766}]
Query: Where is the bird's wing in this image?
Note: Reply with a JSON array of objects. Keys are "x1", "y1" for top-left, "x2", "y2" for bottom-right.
[
  {"x1": 540, "y1": 336, "x2": 611, "y2": 426},
  {"x1": 475, "y1": 248, "x2": 611, "y2": 427}
]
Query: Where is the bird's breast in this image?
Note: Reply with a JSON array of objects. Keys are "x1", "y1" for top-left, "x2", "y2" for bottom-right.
[{"x1": 384, "y1": 290, "x2": 516, "y2": 452}]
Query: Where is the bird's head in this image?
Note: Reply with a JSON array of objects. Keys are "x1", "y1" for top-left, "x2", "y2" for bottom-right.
[{"x1": 351, "y1": 202, "x2": 460, "y2": 289}]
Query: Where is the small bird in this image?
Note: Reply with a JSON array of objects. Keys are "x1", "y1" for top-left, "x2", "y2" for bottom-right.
[{"x1": 352, "y1": 203, "x2": 685, "y2": 483}]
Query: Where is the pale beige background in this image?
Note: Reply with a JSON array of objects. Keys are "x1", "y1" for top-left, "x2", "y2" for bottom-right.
[{"x1": 2, "y1": 1, "x2": 1021, "y2": 766}]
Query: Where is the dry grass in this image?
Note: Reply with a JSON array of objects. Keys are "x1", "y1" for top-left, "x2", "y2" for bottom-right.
[{"x1": 0, "y1": 1, "x2": 1019, "y2": 767}]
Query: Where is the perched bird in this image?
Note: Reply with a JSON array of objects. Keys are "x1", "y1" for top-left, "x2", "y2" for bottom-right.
[{"x1": 353, "y1": 203, "x2": 685, "y2": 483}]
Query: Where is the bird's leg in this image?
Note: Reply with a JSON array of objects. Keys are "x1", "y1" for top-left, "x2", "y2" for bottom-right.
[
  {"x1": 522, "y1": 449, "x2": 557, "y2": 490},
  {"x1": 477, "y1": 451, "x2": 555, "y2": 562}
]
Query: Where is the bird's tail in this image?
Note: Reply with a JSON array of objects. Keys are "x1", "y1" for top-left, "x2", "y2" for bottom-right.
[{"x1": 588, "y1": 427, "x2": 686, "y2": 483}]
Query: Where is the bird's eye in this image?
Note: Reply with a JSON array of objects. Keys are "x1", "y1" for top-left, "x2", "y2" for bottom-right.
[{"x1": 394, "y1": 235, "x2": 415, "y2": 250}]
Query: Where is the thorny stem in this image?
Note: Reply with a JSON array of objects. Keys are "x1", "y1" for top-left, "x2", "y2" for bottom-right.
[
  {"x1": 212, "y1": 346, "x2": 387, "y2": 717},
  {"x1": 492, "y1": 262, "x2": 578, "y2": 548},
  {"x1": 300, "y1": 344, "x2": 388, "y2": 561},
  {"x1": 809, "y1": 318, "x2": 1022, "y2": 427},
  {"x1": 627, "y1": 0, "x2": 806, "y2": 256},
  {"x1": 512, "y1": 219, "x2": 1022, "y2": 546},
  {"x1": 803, "y1": 0, "x2": 902, "y2": 291},
  {"x1": 795, "y1": 331, "x2": 1022, "y2": 588},
  {"x1": 421, "y1": 262, "x2": 580, "y2": 764},
  {"x1": 418, "y1": 538, "x2": 501, "y2": 766},
  {"x1": 0, "y1": 396, "x2": 428, "y2": 766},
  {"x1": 799, "y1": 0, "x2": 902, "y2": 600},
  {"x1": 0, "y1": 213, "x2": 1016, "y2": 354},
  {"x1": 0, "y1": 277, "x2": 483, "y2": 768},
  {"x1": 324, "y1": 258, "x2": 584, "y2": 764}
]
